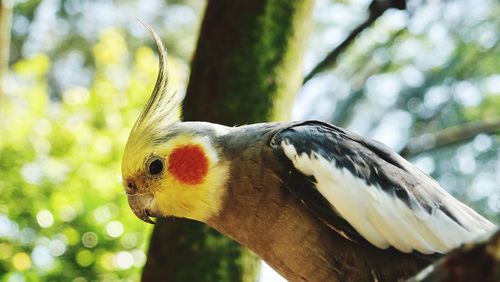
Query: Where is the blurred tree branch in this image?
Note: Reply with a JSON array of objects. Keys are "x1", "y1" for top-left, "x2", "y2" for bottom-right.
[
  {"x1": 400, "y1": 117, "x2": 500, "y2": 158},
  {"x1": 408, "y1": 229, "x2": 500, "y2": 282},
  {"x1": 0, "y1": 0, "x2": 13, "y2": 98},
  {"x1": 330, "y1": 29, "x2": 405, "y2": 126},
  {"x1": 303, "y1": 0, "x2": 406, "y2": 84}
]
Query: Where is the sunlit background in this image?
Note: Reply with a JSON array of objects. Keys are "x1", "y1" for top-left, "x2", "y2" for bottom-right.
[{"x1": 1, "y1": 0, "x2": 499, "y2": 281}]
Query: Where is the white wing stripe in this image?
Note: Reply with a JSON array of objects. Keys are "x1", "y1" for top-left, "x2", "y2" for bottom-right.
[{"x1": 282, "y1": 141, "x2": 493, "y2": 254}]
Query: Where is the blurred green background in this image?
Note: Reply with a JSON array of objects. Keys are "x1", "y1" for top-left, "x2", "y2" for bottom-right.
[{"x1": 0, "y1": 0, "x2": 499, "y2": 281}]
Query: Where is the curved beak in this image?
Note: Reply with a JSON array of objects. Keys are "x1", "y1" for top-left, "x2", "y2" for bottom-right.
[{"x1": 127, "y1": 193, "x2": 156, "y2": 224}]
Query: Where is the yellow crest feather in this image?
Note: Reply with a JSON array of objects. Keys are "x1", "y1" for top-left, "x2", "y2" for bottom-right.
[{"x1": 123, "y1": 22, "x2": 182, "y2": 172}]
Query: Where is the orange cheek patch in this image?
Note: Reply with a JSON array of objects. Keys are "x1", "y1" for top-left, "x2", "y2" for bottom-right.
[{"x1": 167, "y1": 145, "x2": 209, "y2": 185}]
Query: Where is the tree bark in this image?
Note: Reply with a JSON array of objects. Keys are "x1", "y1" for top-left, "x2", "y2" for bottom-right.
[
  {"x1": 408, "y1": 229, "x2": 500, "y2": 282},
  {"x1": 142, "y1": 1, "x2": 314, "y2": 281}
]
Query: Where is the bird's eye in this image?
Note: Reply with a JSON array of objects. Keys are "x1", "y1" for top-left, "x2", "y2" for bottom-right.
[{"x1": 148, "y1": 158, "x2": 164, "y2": 176}]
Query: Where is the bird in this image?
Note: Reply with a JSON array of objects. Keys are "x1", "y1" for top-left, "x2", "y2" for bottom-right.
[{"x1": 122, "y1": 25, "x2": 496, "y2": 281}]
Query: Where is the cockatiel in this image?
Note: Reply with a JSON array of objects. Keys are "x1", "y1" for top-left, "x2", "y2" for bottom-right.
[{"x1": 122, "y1": 25, "x2": 496, "y2": 281}]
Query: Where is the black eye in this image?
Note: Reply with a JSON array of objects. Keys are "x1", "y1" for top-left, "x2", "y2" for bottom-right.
[{"x1": 148, "y1": 158, "x2": 164, "y2": 176}]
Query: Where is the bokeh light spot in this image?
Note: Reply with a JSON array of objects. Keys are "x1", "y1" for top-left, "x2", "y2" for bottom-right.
[
  {"x1": 31, "y1": 246, "x2": 54, "y2": 270},
  {"x1": 106, "y1": 221, "x2": 124, "y2": 238},
  {"x1": 114, "y1": 251, "x2": 133, "y2": 269},
  {"x1": 99, "y1": 252, "x2": 115, "y2": 271},
  {"x1": 6, "y1": 272, "x2": 25, "y2": 282},
  {"x1": 94, "y1": 206, "x2": 111, "y2": 224},
  {"x1": 36, "y1": 210, "x2": 54, "y2": 228},
  {"x1": 13, "y1": 252, "x2": 31, "y2": 271},
  {"x1": 131, "y1": 249, "x2": 147, "y2": 267},
  {"x1": 62, "y1": 227, "x2": 80, "y2": 245},
  {"x1": 59, "y1": 205, "x2": 77, "y2": 222},
  {"x1": 76, "y1": 249, "x2": 94, "y2": 267},
  {"x1": 0, "y1": 215, "x2": 18, "y2": 238},
  {"x1": 120, "y1": 233, "x2": 138, "y2": 249},
  {"x1": 82, "y1": 232, "x2": 98, "y2": 248},
  {"x1": 48, "y1": 239, "x2": 66, "y2": 256}
]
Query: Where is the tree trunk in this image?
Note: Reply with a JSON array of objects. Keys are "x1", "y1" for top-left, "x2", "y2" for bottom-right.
[{"x1": 141, "y1": 1, "x2": 314, "y2": 281}]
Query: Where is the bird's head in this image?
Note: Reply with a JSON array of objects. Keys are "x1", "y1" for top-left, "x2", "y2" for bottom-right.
[{"x1": 121, "y1": 24, "x2": 229, "y2": 224}]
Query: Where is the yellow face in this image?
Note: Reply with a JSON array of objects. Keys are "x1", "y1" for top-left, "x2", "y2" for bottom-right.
[
  {"x1": 122, "y1": 134, "x2": 230, "y2": 223},
  {"x1": 121, "y1": 25, "x2": 231, "y2": 223}
]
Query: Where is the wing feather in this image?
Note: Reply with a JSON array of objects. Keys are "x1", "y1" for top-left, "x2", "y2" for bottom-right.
[{"x1": 271, "y1": 121, "x2": 495, "y2": 254}]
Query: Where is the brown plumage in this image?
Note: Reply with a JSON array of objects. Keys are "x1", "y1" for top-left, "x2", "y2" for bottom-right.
[
  {"x1": 206, "y1": 123, "x2": 431, "y2": 281},
  {"x1": 122, "y1": 26, "x2": 495, "y2": 281}
]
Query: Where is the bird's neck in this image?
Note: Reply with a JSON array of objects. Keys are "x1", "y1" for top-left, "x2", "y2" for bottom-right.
[
  {"x1": 207, "y1": 135, "x2": 430, "y2": 281},
  {"x1": 208, "y1": 152, "x2": 341, "y2": 280}
]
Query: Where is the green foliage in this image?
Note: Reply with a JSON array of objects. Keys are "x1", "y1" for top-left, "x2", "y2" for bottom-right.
[
  {"x1": 465, "y1": 95, "x2": 500, "y2": 121},
  {"x1": 0, "y1": 29, "x2": 162, "y2": 281}
]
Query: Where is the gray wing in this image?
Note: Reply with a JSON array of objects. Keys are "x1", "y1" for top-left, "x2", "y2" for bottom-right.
[{"x1": 270, "y1": 121, "x2": 495, "y2": 254}]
